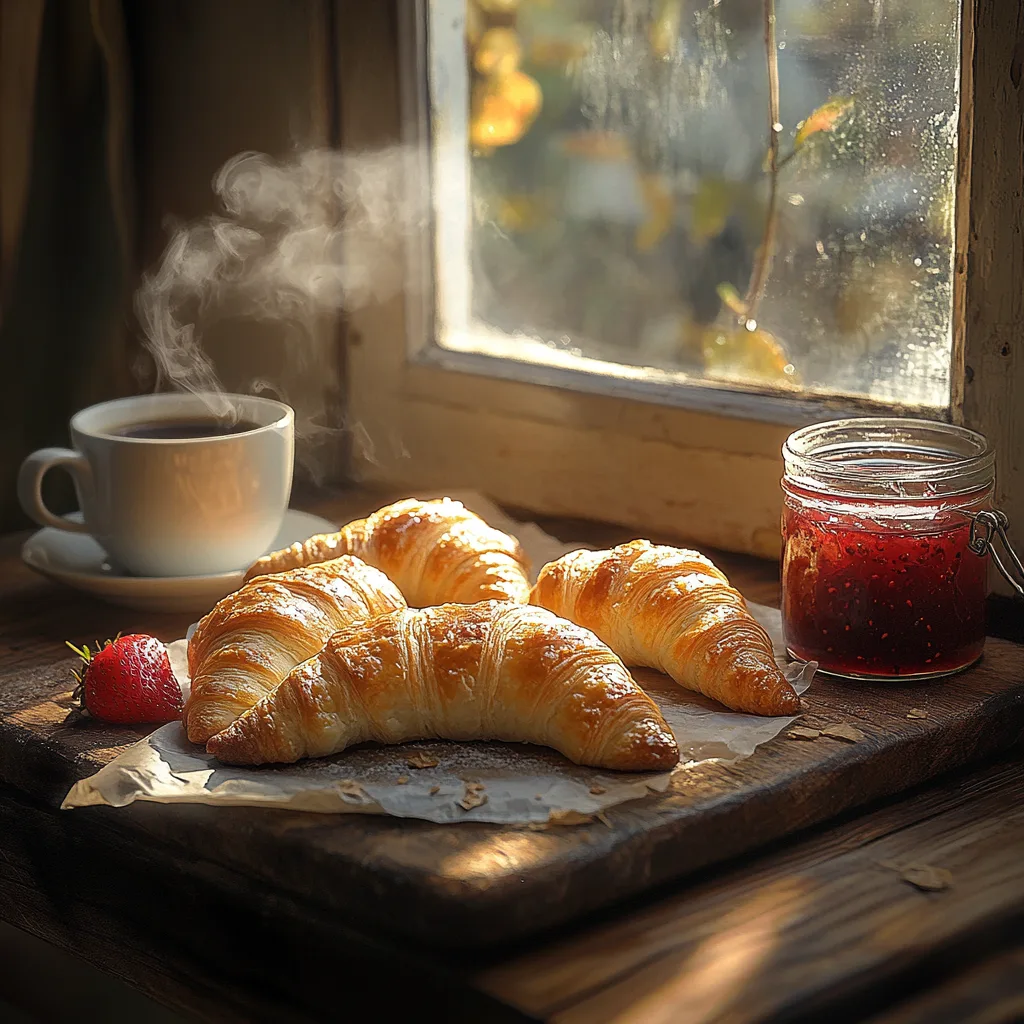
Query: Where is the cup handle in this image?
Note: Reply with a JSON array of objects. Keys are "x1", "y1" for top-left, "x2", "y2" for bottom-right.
[{"x1": 17, "y1": 448, "x2": 92, "y2": 533}]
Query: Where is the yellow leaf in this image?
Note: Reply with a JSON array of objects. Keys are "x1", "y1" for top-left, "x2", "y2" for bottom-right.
[
  {"x1": 473, "y1": 27, "x2": 522, "y2": 78},
  {"x1": 470, "y1": 92, "x2": 524, "y2": 150},
  {"x1": 470, "y1": 71, "x2": 542, "y2": 150},
  {"x1": 702, "y1": 325, "x2": 799, "y2": 385},
  {"x1": 500, "y1": 69, "x2": 542, "y2": 124},
  {"x1": 716, "y1": 282, "x2": 748, "y2": 317},
  {"x1": 794, "y1": 96, "x2": 854, "y2": 148}
]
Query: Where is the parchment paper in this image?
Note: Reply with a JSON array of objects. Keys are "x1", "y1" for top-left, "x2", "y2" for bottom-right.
[{"x1": 62, "y1": 494, "x2": 815, "y2": 823}]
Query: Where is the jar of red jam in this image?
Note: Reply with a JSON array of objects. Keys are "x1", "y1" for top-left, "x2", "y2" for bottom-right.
[{"x1": 782, "y1": 418, "x2": 1000, "y2": 680}]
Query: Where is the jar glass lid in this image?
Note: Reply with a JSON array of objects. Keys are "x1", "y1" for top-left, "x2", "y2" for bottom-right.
[{"x1": 783, "y1": 418, "x2": 994, "y2": 498}]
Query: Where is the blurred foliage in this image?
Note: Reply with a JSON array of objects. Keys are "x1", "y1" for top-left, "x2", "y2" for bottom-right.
[
  {"x1": 458, "y1": 0, "x2": 958, "y2": 401},
  {"x1": 794, "y1": 96, "x2": 854, "y2": 149},
  {"x1": 470, "y1": 26, "x2": 543, "y2": 150}
]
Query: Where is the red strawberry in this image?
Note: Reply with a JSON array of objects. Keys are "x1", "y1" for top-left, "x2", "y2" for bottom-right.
[{"x1": 66, "y1": 634, "x2": 183, "y2": 725}]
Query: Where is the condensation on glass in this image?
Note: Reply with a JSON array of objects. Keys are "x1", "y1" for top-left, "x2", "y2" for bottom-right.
[{"x1": 426, "y1": 0, "x2": 960, "y2": 411}]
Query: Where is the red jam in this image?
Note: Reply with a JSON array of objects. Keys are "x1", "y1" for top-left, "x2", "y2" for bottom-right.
[{"x1": 782, "y1": 484, "x2": 989, "y2": 678}]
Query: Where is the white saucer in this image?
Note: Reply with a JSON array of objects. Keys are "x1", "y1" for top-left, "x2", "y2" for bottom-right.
[{"x1": 21, "y1": 509, "x2": 338, "y2": 614}]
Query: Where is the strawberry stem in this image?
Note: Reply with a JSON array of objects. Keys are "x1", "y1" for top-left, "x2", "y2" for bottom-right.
[
  {"x1": 65, "y1": 640, "x2": 93, "y2": 709},
  {"x1": 65, "y1": 641, "x2": 91, "y2": 662}
]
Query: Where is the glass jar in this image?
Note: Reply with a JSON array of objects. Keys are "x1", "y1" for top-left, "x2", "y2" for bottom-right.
[{"x1": 781, "y1": 418, "x2": 996, "y2": 680}]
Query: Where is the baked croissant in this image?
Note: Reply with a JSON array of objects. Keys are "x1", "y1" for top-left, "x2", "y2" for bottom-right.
[
  {"x1": 207, "y1": 601, "x2": 679, "y2": 771},
  {"x1": 530, "y1": 541, "x2": 800, "y2": 717},
  {"x1": 185, "y1": 556, "x2": 406, "y2": 743},
  {"x1": 243, "y1": 497, "x2": 531, "y2": 606}
]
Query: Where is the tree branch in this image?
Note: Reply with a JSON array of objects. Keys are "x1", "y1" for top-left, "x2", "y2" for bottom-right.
[{"x1": 742, "y1": 0, "x2": 781, "y2": 323}]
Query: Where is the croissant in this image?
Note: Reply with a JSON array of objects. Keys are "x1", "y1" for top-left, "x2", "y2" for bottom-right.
[
  {"x1": 185, "y1": 556, "x2": 405, "y2": 744},
  {"x1": 207, "y1": 601, "x2": 679, "y2": 771},
  {"x1": 243, "y1": 498, "x2": 531, "y2": 606},
  {"x1": 530, "y1": 541, "x2": 800, "y2": 717}
]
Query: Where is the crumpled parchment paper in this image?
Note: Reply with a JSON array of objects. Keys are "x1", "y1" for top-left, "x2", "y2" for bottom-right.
[{"x1": 62, "y1": 493, "x2": 814, "y2": 823}]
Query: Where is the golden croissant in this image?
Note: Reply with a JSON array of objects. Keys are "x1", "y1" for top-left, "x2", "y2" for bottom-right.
[
  {"x1": 530, "y1": 541, "x2": 800, "y2": 717},
  {"x1": 207, "y1": 601, "x2": 679, "y2": 771},
  {"x1": 243, "y1": 497, "x2": 531, "y2": 606},
  {"x1": 185, "y1": 556, "x2": 406, "y2": 743}
]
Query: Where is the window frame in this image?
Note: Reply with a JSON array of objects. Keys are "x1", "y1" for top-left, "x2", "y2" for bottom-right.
[
  {"x1": 412, "y1": 0, "x2": 957, "y2": 425},
  {"x1": 333, "y1": 0, "x2": 1024, "y2": 582}
]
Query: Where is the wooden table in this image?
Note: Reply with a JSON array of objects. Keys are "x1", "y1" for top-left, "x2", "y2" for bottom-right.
[{"x1": 2, "y1": 490, "x2": 1023, "y2": 1023}]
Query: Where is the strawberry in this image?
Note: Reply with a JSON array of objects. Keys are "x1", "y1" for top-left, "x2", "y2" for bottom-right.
[{"x1": 66, "y1": 634, "x2": 183, "y2": 725}]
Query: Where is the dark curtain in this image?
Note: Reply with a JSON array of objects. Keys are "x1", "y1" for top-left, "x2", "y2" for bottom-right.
[{"x1": 0, "y1": 0, "x2": 136, "y2": 531}]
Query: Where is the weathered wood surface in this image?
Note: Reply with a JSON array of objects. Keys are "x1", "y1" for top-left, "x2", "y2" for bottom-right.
[
  {"x1": 869, "y1": 945, "x2": 1024, "y2": 1024},
  {"x1": 1, "y1": 493, "x2": 1023, "y2": 952},
  {"x1": 4, "y1": 744, "x2": 1023, "y2": 1024},
  {"x1": 478, "y1": 755, "x2": 1024, "y2": 1023},
  {"x1": 0, "y1": 782, "x2": 527, "y2": 1024}
]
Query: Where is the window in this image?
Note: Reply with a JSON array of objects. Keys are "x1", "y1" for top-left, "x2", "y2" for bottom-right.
[
  {"x1": 337, "y1": 0, "x2": 1023, "y2": 579},
  {"x1": 429, "y1": 0, "x2": 961, "y2": 415}
]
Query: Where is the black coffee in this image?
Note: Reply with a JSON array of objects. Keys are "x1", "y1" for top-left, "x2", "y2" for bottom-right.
[{"x1": 114, "y1": 418, "x2": 261, "y2": 440}]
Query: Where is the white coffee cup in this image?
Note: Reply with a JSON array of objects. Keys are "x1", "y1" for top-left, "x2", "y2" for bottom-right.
[{"x1": 17, "y1": 392, "x2": 294, "y2": 577}]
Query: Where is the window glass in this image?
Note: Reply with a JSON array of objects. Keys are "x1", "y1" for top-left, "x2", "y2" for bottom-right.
[{"x1": 429, "y1": 0, "x2": 960, "y2": 410}]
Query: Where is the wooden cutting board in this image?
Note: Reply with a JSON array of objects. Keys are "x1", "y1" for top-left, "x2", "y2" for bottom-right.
[{"x1": 2, "y1": 604, "x2": 1023, "y2": 950}]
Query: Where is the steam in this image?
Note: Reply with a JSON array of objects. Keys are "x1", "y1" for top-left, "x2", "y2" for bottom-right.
[{"x1": 134, "y1": 146, "x2": 429, "y2": 472}]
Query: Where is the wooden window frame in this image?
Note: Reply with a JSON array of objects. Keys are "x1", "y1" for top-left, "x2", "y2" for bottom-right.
[{"x1": 332, "y1": 0, "x2": 1024, "y2": 586}]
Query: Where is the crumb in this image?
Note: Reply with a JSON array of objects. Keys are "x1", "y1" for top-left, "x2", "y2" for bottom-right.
[
  {"x1": 589, "y1": 784, "x2": 607, "y2": 795},
  {"x1": 429, "y1": 784, "x2": 440, "y2": 795},
  {"x1": 459, "y1": 788, "x2": 487, "y2": 811},
  {"x1": 335, "y1": 780, "x2": 366, "y2": 799},
  {"x1": 787, "y1": 726, "x2": 820, "y2": 741},
  {"x1": 902, "y1": 864, "x2": 952, "y2": 892},
  {"x1": 822, "y1": 722, "x2": 866, "y2": 743},
  {"x1": 396, "y1": 775, "x2": 409, "y2": 785},
  {"x1": 881, "y1": 860, "x2": 952, "y2": 892},
  {"x1": 406, "y1": 752, "x2": 439, "y2": 769},
  {"x1": 906, "y1": 708, "x2": 928, "y2": 720}
]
